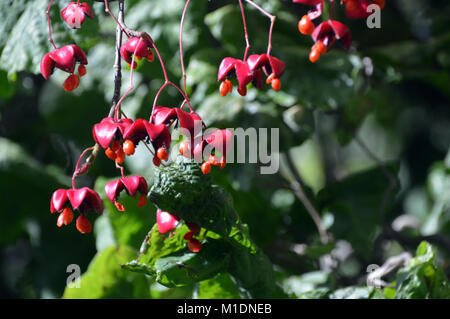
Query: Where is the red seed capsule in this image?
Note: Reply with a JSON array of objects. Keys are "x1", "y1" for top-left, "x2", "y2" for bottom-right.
[
  {"x1": 183, "y1": 231, "x2": 194, "y2": 241},
  {"x1": 225, "y1": 79, "x2": 233, "y2": 93},
  {"x1": 115, "y1": 148, "x2": 125, "y2": 164},
  {"x1": 123, "y1": 139, "x2": 135, "y2": 156},
  {"x1": 219, "y1": 156, "x2": 226, "y2": 169},
  {"x1": 78, "y1": 65, "x2": 87, "y2": 77},
  {"x1": 219, "y1": 81, "x2": 229, "y2": 97},
  {"x1": 63, "y1": 74, "x2": 80, "y2": 92},
  {"x1": 76, "y1": 215, "x2": 92, "y2": 234},
  {"x1": 188, "y1": 238, "x2": 202, "y2": 253},
  {"x1": 271, "y1": 78, "x2": 281, "y2": 92},
  {"x1": 146, "y1": 50, "x2": 155, "y2": 62},
  {"x1": 313, "y1": 40, "x2": 327, "y2": 55},
  {"x1": 153, "y1": 156, "x2": 161, "y2": 167},
  {"x1": 137, "y1": 194, "x2": 147, "y2": 207},
  {"x1": 179, "y1": 140, "x2": 190, "y2": 156},
  {"x1": 115, "y1": 202, "x2": 126, "y2": 212},
  {"x1": 57, "y1": 207, "x2": 74, "y2": 227},
  {"x1": 298, "y1": 15, "x2": 315, "y2": 35},
  {"x1": 105, "y1": 147, "x2": 116, "y2": 161},
  {"x1": 157, "y1": 147, "x2": 169, "y2": 161},
  {"x1": 309, "y1": 49, "x2": 320, "y2": 63},
  {"x1": 201, "y1": 161, "x2": 211, "y2": 175}
]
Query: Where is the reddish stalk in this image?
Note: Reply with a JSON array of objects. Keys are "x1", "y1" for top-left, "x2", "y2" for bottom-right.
[
  {"x1": 149, "y1": 42, "x2": 193, "y2": 122},
  {"x1": 104, "y1": 0, "x2": 131, "y2": 38},
  {"x1": 115, "y1": 161, "x2": 126, "y2": 179},
  {"x1": 244, "y1": 0, "x2": 276, "y2": 55},
  {"x1": 179, "y1": 0, "x2": 191, "y2": 100},
  {"x1": 238, "y1": 0, "x2": 251, "y2": 61},
  {"x1": 72, "y1": 147, "x2": 95, "y2": 189},
  {"x1": 46, "y1": 0, "x2": 57, "y2": 49}
]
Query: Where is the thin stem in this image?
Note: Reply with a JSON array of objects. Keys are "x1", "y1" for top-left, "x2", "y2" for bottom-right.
[
  {"x1": 179, "y1": 0, "x2": 191, "y2": 100},
  {"x1": 353, "y1": 134, "x2": 398, "y2": 223},
  {"x1": 115, "y1": 162, "x2": 126, "y2": 179},
  {"x1": 329, "y1": 0, "x2": 335, "y2": 20},
  {"x1": 72, "y1": 147, "x2": 95, "y2": 189},
  {"x1": 46, "y1": 0, "x2": 57, "y2": 49},
  {"x1": 149, "y1": 41, "x2": 193, "y2": 122},
  {"x1": 152, "y1": 42, "x2": 169, "y2": 83},
  {"x1": 104, "y1": 0, "x2": 131, "y2": 37},
  {"x1": 238, "y1": 0, "x2": 251, "y2": 61},
  {"x1": 285, "y1": 151, "x2": 329, "y2": 244},
  {"x1": 244, "y1": 0, "x2": 276, "y2": 55}
]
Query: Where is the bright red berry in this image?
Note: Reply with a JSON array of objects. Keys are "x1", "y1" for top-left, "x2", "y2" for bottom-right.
[
  {"x1": 137, "y1": 194, "x2": 147, "y2": 207},
  {"x1": 313, "y1": 40, "x2": 327, "y2": 55},
  {"x1": 105, "y1": 147, "x2": 116, "y2": 161},
  {"x1": 188, "y1": 238, "x2": 202, "y2": 253},
  {"x1": 57, "y1": 207, "x2": 74, "y2": 227},
  {"x1": 298, "y1": 15, "x2": 315, "y2": 35},
  {"x1": 114, "y1": 202, "x2": 126, "y2": 212},
  {"x1": 183, "y1": 231, "x2": 194, "y2": 241},
  {"x1": 309, "y1": 49, "x2": 320, "y2": 63},
  {"x1": 219, "y1": 156, "x2": 226, "y2": 169},
  {"x1": 266, "y1": 73, "x2": 275, "y2": 84},
  {"x1": 146, "y1": 50, "x2": 155, "y2": 62},
  {"x1": 153, "y1": 156, "x2": 161, "y2": 167},
  {"x1": 225, "y1": 79, "x2": 232, "y2": 93},
  {"x1": 219, "y1": 81, "x2": 229, "y2": 96},
  {"x1": 208, "y1": 155, "x2": 219, "y2": 166},
  {"x1": 78, "y1": 64, "x2": 87, "y2": 77},
  {"x1": 157, "y1": 147, "x2": 169, "y2": 161},
  {"x1": 179, "y1": 140, "x2": 190, "y2": 156},
  {"x1": 62, "y1": 74, "x2": 80, "y2": 92},
  {"x1": 201, "y1": 161, "x2": 211, "y2": 175},
  {"x1": 123, "y1": 139, "x2": 135, "y2": 156},
  {"x1": 271, "y1": 78, "x2": 281, "y2": 91},
  {"x1": 115, "y1": 147, "x2": 125, "y2": 164},
  {"x1": 346, "y1": 0, "x2": 358, "y2": 11},
  {"x1": 186, "y1": 222, "x2": 201, "y2": 236},
  {"x1": 76, "y1": 215, "x2": 92, "y2": 234}
]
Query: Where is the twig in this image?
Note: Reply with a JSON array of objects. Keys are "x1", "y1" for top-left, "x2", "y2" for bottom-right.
[
  {"x1": 179, "y1": 0, "x2": 191, "y2": 100},
  {"x1": 353, "y1": 134, "x2": 398, "y2": 222},
  {"x1": 81, "y1": 0, "x2": 126, "y2": 171},
  {"x1": 238, "y1": 0, "x2": 251, "y2": 61},
  {"x1": 285, "y1": 151, "x2": 329, "y2": 245},
  {"x1": 46, "y1": 0, "x2": 57, "y2": 49},
  {"x1": 367, "y1": 252, "x2": 412, "y2": 288},
  {"x1": 244, "y1": 0, "x2": 276, "y2": 55}
]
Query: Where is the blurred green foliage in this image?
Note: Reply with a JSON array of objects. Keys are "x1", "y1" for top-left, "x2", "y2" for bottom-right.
[{"x1": 0, "y1": 0, "x2": 449, "y2": 298}]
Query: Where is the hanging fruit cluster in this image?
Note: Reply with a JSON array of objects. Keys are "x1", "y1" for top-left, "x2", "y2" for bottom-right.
[
  {"x1": 294, "y1": 0, "x2": 385, "y2": 62},
  {"x1": 42, "y1": 1, "x2": 280, "y2": 253}
]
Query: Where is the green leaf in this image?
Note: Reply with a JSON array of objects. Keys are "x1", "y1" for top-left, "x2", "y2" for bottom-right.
[
  {"x1": 149, "y1": 159, "x2": 239, "y2": 236},
  {"x1": 153, "y1": 239, "x2": 230, "y2": 288},
  {"x1": 197, "y1": 273, "x2": 242, "y2": 299},
  {"x1": 394, "y1": 241, "x2": 450, "y2": 299},
  {"x1": 63, "y1": 245, "x2": 150, "y2": 299}
]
